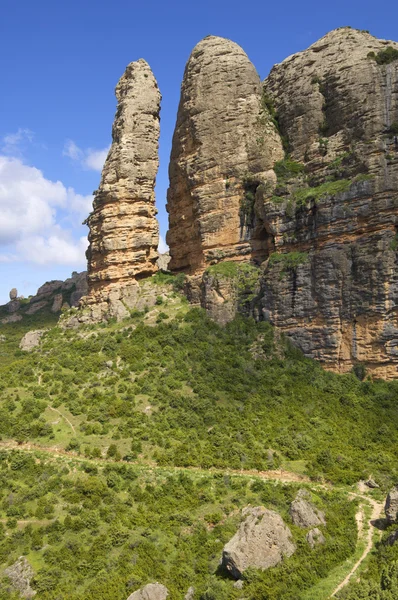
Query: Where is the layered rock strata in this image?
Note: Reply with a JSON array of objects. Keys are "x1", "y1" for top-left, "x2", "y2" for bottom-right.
[
  {"x1": 166, "y1": 35, "x2": 283, "y2": 275},
  {"x1": 257, "y1": 28, "x2": 398, "y2": 378},
  {"x1": 85, "y1": 59, "x2": 161, "y2": 316}
]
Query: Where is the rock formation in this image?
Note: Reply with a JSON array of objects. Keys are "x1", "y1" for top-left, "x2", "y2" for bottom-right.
[
  {"x1": 222, "y1": 506, "x2": 295, "y2": 579},
  {"x1": 0, "y1": 272, "x2": 87, "y2": 323},
  {"x1": 385, "y1": 485, "x2": 398, "y2": 523},
  {"x1": 4, "y1": 557, "x2": 36, "y2": 598},
  {"x1": 85, "y1": 59, "x2": 161, "y2": 317},
  {"x1": 19, "y1": 330, "x2": 46, "y2": 352},
  {"x1": 126, "y1": 583, "x2": 168, "y2": 600},
  {"x1": 258, "y1": 28, "x2": 398, "y2": 378},
  {"x1": 9, "y1": 288, "x2": 17, "y2": 300},
  {"x1": 166, "y1": 35, "x2": 283, "y2": 275},
  {"x1": 290, "y1": 489, "x2": 326, "y2": 528}
]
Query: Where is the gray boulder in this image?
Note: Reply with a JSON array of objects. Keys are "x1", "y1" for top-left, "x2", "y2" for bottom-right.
[
  {"x1": 127, "y1": 583, "x2": 169, "y2": 600},
  {"x1": 290, "y1": 489, "x2": 326, "y2": 528},
  {"x1": 9, "y1": 288, "x2": 18, "y2": 300},
  {"x1": 366, "y1": 479, "x2": 379, "y2": 489},
  {"x1": 222, "y1": 506, "x2": 296, "y2": 579},
  {"x1": 306, "y1": 527, "x2": 326, "y2": 548},
  {"x1": 385, "y1": 486, "x2": 398, "y2": 524},
  {"x1": 19, "y1": 330, "x2": 45, "y2": 351},
  {"x1": 184, "y1": 587, "x2": 195, "y2": 600},
  {"x1": 4, "y1": 556, "x2": 36, "y2": 598}
]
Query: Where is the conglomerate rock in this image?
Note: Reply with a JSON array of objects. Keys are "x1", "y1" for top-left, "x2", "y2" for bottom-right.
[
  {"x1": 221, "y1": 506, "x2": 295, "y2": 579},
  {"x1": 126, "y1": 583, "x2": 168, "y2": 600},
  {"x1": 85, "y1": 59, "x2": 161, "y2": 318},
  {"x1": 256, "y1": 28, "x2": 398, "y2": 378},
  {"x1": 166, "y1": 35, "x2": 283, "y2": 275}
]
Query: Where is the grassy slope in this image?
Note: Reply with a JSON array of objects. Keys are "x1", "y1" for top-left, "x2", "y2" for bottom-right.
[{"x1": 0, "y1": 277, "x2": 397, "y2": 598}]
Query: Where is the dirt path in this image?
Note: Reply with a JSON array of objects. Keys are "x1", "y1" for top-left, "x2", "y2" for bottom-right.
[
  {"x1": 47, "y1": 406, "x2": 76, "y2": 434},
  {"x1": 0, "y1": 438, "x2": 384, "y2": 597},
  {"x1": 331, "y1": 496, "x2": 384, "y2": 597}
]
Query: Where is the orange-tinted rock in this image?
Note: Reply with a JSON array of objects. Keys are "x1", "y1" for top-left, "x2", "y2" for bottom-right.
[
  {"x1": 86, "y1": 59, "x2": 161, "y2": 308},
  {"x1": 166, "y1": 35, "x2": 283, "y2": 275}
]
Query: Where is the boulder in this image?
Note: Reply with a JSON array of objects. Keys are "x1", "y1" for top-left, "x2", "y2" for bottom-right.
[
  {"x1": 184, "y1": 587, "x2": 195, "y2": 600},
  {"x1": 385, "y1": 486, "x2": 398, "y2": 523},
  {"x1": 222, "y1": 506, "x2": 296, "y2": 579},
  {"x1": 19, "y1": 330, "x2": 45, "y2": 351},
  {"x1": 366, "y1": 479, "x2": 379, "y2": 489},
  {"x1": 290, "y1": 489, "x2": 326, "y2": 528},
  {"x1": 9, "y1": 288, "x2": 18, "y2": 300},
  {"x1": 306, "y1": 527, "x2": 326, "y2": 548},
  {"x1": 4, "y1": 556, "x2": 36, "y2": 598},
  {"x1": 127, "y1": 583, "x2": 168, "y2": 600}
]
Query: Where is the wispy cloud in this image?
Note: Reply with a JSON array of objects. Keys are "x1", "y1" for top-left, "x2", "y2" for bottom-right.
[
  {"x1": 63, "y1": 139, "x2": 110, "y2": 172},
  {"x1": 2, "y1": 128, "x2": 34, "y2": 155}
]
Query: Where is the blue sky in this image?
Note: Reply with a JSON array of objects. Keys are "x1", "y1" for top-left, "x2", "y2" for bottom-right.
[{"x1": 0, "y1": 0, "x2": 397, "y2": 304}]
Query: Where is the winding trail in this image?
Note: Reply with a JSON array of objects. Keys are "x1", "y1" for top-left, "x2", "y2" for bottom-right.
[
  {"x1": 331, "y1": 495, "x2": 384, "y2": 597},
  {"x1": 47, "y1": 406, "x2": 76, "y2": 434},
  {"x1": 0, "y1": 439, "x2": 384, "y2": 598}
]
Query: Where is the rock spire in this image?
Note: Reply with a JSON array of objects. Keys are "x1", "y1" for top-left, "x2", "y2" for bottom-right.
[{"x1": 86, "y1": 59, "x2": 161, "y2": 306}]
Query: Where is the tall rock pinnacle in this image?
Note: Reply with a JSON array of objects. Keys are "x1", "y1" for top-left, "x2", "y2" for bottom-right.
[
  {"x1": 166, "y1": 35, "x2": 284, "y2": 274},
  {"x1": 86, "y1": 59, "x2": 161, "y2": 306}
]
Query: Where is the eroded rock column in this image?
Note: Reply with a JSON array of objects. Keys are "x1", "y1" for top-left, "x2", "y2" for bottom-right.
[
  {"x1": 166, "y1": 35, "x2": 283, "y2": 275},
  {"x1": 85, "y1": 59, "x2": 161, "y2": 316}
]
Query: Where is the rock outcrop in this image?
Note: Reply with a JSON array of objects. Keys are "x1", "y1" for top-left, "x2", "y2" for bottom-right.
[
  {"x1": 290, "y1": 489, "x2": 326, "y2": 528},
  {"x1": 85, "y1": 59, "x2": 161, "y2": 318},
  {"x1": 258, "y1": 28, "x2": 398, "y2": 378},
  {"x1": 4, "y1": 557, "x2": 36, "y2": 598},
  {"x1": 0, "y1": 272, "x2": 87, "y2": 323},
  {"x1": 9, "y1": 288, "x2": 17, "y2": 300},
  {"x1": 19, "y1": 329, "x2": 46, "y2": 351},
  {"x1": 385, "y1": 485, "x2": 398, "y2": 523},
  {"x1": 126, "y1": 583, "x2": 168, "y2": 600},
  {"x1": 222, "y1": 506, "x2": 295, "y2": 579},
  {"x1": 166, "y1": 35, "x2": 283, "y2": 275}
]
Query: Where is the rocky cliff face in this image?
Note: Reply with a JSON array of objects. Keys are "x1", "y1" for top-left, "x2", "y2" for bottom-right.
[
  {"x1": 85, "y1": 59, "x2": 161, "y2": 316},
  {"x1": 257, "y1": 28, "x2": 398, "y2": 378},
  {"x1": 166, "y1": 35, "x2": 283, "y2": 274}
]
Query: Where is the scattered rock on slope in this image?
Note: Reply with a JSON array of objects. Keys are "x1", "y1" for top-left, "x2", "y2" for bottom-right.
[
  {"x1": 222, "y1": 506, "x2": 296, "y2": 579},
  {"x1": 4, "y1": 556, "x2": 36, "y2": 598},
  {"x1": 290, "y1": 489, "x2": 326, "y2": 528},
  {"x1": 126, "y1": 583, "x2": 168, "y2": 600},
  {"x1": 19, "y1": 330, "x2": 45, "y2": 351},
  {"x1": 385, "y1": 486, "x2": 398, "y2": 523},
  {"x1": 306, "y1": 527, "x2": 326, "y2": 548}
]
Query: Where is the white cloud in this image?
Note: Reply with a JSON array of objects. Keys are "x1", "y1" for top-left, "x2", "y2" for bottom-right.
[
  {"x1": 84, "y1": 147, "x2": 109, "y2": 171},
  {"x1": 16, "y1": 232, "x2": 88, "y2": 266},
  {"x1": 63, "y1": 139, "x2": 110, "y2": 172},
  {"x1": 0, "y1": 155, "x2": 92, "y2": 266},
  {"x1": 2, "y1": 128, "x2": 34, "y2": 155},
  {"x1": 63, "y1": 139, "x2": 83, "y2": 161},
  {"x1": 158, "y1": 235, "x2": 169, "y2": 254}
]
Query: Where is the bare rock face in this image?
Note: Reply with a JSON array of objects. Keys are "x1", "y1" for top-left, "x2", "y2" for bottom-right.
[
  {"x1": 19, "y1": 330, "x2": 45, "y2": 351},
  {"x1": 222, "y1": 506, "x2": 296, "y2": 579},
  {"x1": 259, "y1": 28, "x2": 398, "y2": 378},
  {"x1": 126, "y1": 583, "x2": 168, "y2": 600},
  {"x1": 4, "y1": 556, "x2": 36, "y2": 598},
  {"x1": 85, "y1": 59, "x2": 161, "y2": 317},
  {"x1": 166, "y1": 35, "x2": 283, "y2": 275},
  {"x1": 385, "y1": 486, "x2": 398, "y2": 523},
  {"x1": 290, "y1": 489, "x2": 326, "y2": 528}
]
